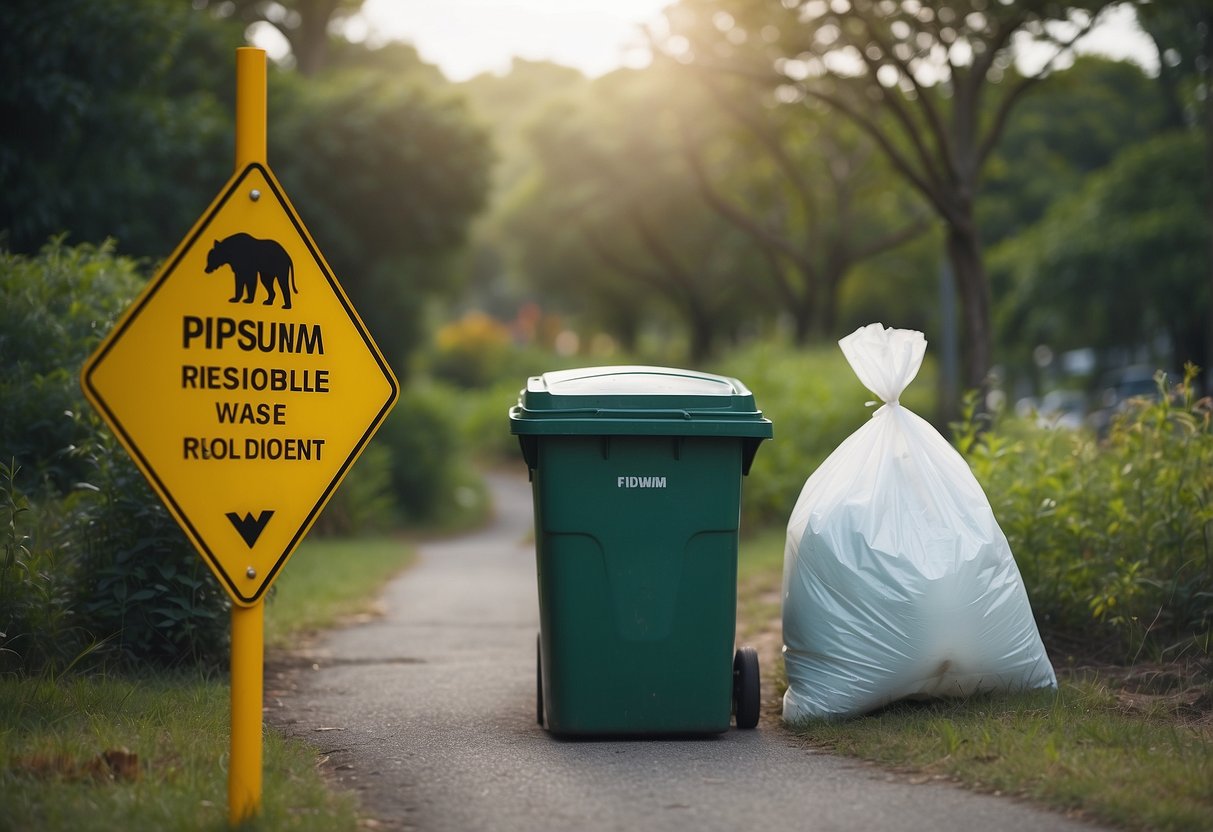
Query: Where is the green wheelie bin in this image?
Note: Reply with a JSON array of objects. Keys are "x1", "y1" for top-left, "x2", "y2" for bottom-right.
[{"x1": 509, "y1": 366, "x2": 772, "y2": 736}]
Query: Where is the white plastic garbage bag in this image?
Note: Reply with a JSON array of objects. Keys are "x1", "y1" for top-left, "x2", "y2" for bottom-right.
[{"x1": 782, "y1": 324, "x2": 1056, "y2": 722}]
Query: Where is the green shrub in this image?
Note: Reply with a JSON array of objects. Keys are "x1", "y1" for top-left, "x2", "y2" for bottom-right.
[
  {"x1": 70, "y1": 431, "x2": 230, "y2": 669},
  {"x1": 378, "y1": 383, "x2": 489, "y2": 529},
  {"x1": 423, "y1": 334, "x2": 588, "y2": 465},
  {"x1": 1, "y1": 241, "x2": 230, "y2": 671},
  {"x1": 958, "y1": 365, "x2": 1213, "y2": 661},
  {"x1": 462, "y1": 376, "x2": 536, "y2": 463},
  {"x1": 428, "y1": 311, "x2": 514, "y2": 388},
  {"x1": 0, "y1": 239, "x2": 143, "y2": 497},
  {"x1": 0, "y1": 461, "x2": 82, "y2": 675},
  {"x1": 313, "y1": 440, "x2": 399, "y2": 536}
]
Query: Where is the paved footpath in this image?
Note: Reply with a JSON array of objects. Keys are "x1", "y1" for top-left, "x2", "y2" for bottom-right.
[{"x1": 266, "y1": 470, "x2": 1102, "y2": 832}]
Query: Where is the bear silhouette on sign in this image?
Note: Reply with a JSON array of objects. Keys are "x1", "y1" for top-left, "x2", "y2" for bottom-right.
[{"x1": 205, "y1": 233, "x2": 297, "y2": 310}]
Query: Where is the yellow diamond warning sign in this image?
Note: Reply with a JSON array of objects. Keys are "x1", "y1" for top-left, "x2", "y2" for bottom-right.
[{"x1": 82, "y1": 162, "x2": 399, "y2": 606}]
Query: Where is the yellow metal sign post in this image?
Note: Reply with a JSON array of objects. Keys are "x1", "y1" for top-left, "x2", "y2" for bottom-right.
[
  {"x1": 81, "y1": 47, "x2": 398, "y2": 826},
  {"x1": 229, "y1": 49, "x2": 266, "y2": 827}
]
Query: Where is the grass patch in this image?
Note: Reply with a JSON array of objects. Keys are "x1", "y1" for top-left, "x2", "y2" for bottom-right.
[
  {"x1": 789, "y1": 681, "x2": 1213, "y2": 831},
  {"x1": 265, "y1": 536, "x2": 416, "y2": 649},
  {"x1": 2, "y1": 535, "x2": 415, "y2": 830},
  {"x1": 737, "y1": 527, "x2": 784, "y2": 646},
  {"x1": 0, "y1": 671, "x2": 360, "y2": 831}
]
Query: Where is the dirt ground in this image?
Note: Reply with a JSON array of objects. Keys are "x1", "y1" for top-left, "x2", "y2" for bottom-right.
[{"x1": 1036, "y1": 627, "x2": 1209, "y2": 732}]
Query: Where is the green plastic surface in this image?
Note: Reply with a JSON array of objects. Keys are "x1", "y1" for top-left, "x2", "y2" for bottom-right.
[{"x1": 512, "y1": 366, "x2": 772, "y2": 736}]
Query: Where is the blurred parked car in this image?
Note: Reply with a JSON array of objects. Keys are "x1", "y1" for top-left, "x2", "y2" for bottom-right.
[
  {"x1": 1089, "y1": 365, "x2": 1171, "y2": 436},
  {"x1": 1036, "y1": 389, "x2": 1088, "y2": 430},
  {"x1": 1099, "y1": 365, "x2": 1162, "y2": 410}
]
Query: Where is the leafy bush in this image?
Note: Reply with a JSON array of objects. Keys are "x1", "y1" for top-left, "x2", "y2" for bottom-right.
[
  {"x1": 377, "y1": 384, "x2": 489, "y2": 530},
  {"x1": 0, "y1": 239, "x2": 143, "y2": 497},
  {"x1": 1, "y1": 242, "x2": 230, "y2": 672},
  {"x1": 428, "y1": 311, "x2": 514, "y2": 388},
  {"x1": 0, "y1": 461, "x2": 81, "y2": 675},
  {"x1": 958, "y1": 365, "x2": 1213, "y2": 661},
  {"x1": 71, "y1": 431, "x2": 230, "y2": 669},
  {"x1": 464, "y1": 376, "x2": 535, "y2": 462},
  {"x1": 312, "y1": 440, "x2": 399, "y2": 536},
  {"x1": 457, "y1": 345, "x2": 601, "y2": 463}
]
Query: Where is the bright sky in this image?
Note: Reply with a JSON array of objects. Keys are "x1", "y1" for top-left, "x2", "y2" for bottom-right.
[
  {"x1": 256, "y1": 1, "x2": 1159, "y2": 82},
  {"x1": 1015, "y1": 4, "x2": 1158, "y2": 76},
  {"x1": 350, "y1": 0, "x2": 670, "y2": 81}
]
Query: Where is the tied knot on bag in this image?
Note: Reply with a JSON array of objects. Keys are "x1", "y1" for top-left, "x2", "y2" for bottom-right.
[{"x1": 839, "y1": 323, "x2": 926, "y2": 405}]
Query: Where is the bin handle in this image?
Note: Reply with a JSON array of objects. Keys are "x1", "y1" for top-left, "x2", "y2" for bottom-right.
[{"x1": 591, "y1": 408, "x2": 693, "y2": 420}]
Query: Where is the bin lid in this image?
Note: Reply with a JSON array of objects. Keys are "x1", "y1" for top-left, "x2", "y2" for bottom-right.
[{"x1": 509, "y1": 365, "x2": 773, "y2": 439}]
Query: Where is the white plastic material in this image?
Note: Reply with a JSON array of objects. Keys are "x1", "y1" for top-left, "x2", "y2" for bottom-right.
[{"x1": 782, "y1": 324, "x2": 1056, "y2": 722}]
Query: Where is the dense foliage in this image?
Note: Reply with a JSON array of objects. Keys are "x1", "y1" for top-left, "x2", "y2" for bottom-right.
[
  {"x1": 994, "y1": 130, "x2": 1211, "y2": 375},
  {"x1": 268, "y1": 66, "x2": 493, "y2": 372},
  {"x1": 0, "y1": 0, "x2": 493, "y2": 382},
  {"x1": 0, "y1": 243, "x2": 229, "y2": 673},
  {"x1": 0, "y1": 242, "x2": 141, "y2": 496},
  {"x1": 959, "y1": 368, "x2": 1213, "y2": 661},
  {"x1": 0, "y1": 0, "x2": 239, "y2": 258}
]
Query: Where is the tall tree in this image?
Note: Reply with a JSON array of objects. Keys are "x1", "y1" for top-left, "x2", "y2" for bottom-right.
[
  {"x1": 1138, "y1": 0, "x2": 1213, "y2": 130},
  {"x1": 663, "y1": 0, "x2": 1117, "y2": 411},
  {"x1": 673, "y1": 61, "x2": 929, "y2": 342},
  {"x1": 457, "y1": 61, "x2": 591, "y2": 318},
  {"x1": 503, "y1": 69, "x2": 764, "y2": 361},
  {"x1": 269, "y1": 68, "x2": 493, "y2": 372}
]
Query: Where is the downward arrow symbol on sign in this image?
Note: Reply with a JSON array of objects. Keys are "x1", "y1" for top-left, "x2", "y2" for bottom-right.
[{"x1": 225, "y1": 510, "x2": 274, "y2": 548}]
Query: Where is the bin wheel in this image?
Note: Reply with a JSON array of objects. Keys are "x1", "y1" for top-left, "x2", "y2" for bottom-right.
[
  {"x1": 536, "y1": 633, "x2": 544, "y2": 727},
  {"x1": 733, "y1": 646, "x2": 760, "y2": 730}
]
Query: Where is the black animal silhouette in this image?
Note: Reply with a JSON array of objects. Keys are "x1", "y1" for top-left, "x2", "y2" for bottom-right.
[{"x1": 205, "y1": 233, "x2": 297, "y2": 310}]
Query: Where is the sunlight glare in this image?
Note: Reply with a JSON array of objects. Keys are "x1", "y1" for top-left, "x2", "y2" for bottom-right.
[{"x1": 354, "y1": 0, "x2": 673, "y2": 81}]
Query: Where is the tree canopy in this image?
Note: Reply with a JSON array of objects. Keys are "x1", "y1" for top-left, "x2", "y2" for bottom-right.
[
  {"x1": 994, "y1": 131, "x2": 1210, "y2": 372},
  {"x1": 269, "y1": 68, "x2": 493, "y2": 368},
  {"x1": 658, "y1": 0, "x2": 1123, "y2": 411},
  {"x1": 500, "y1": 68, "x2": 765, "y2": 360},
  {"x1": 194, "y1": 0, "x2": 366, "y2": 75},
  {"x1": 0, "y1": 0, "x2": 494, "y2": 377},
  {"x1": 2, "y1": 0, "x2": 1208, "y2": 398},
  {"x1": 0, "y1": 0, "x2": 241, "y2": 257}
]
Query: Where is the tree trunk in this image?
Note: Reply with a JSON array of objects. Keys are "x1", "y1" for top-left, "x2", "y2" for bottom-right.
[
  {"x1": 788, "y1": 294, "x2": 814, "y2": 345},
  {"x1": 685, "y1": 298, "x2": 716, "y2": 363},
  {"x1": 288, "y1": 0, "x2": 341, "y2": 76},
  {"x1": 818, "y1": 269, "x2": 842, "y2": 338},
  {"x1": 945, "y1": 220, "x2": 993, "y2": 405},
  {"x1": 1205, "y1": 39, "x2": 1213, "y2": 391}
]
